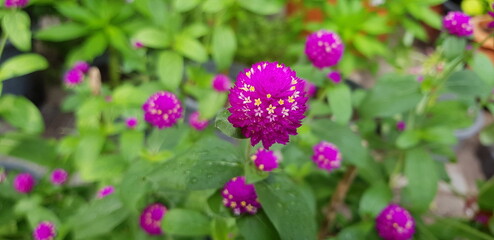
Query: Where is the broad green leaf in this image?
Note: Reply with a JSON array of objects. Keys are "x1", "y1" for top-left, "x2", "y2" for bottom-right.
[
  {"x1": 198, "y1": 91, "x2": 227, "y2": 120},
  {"x1": 120, "y1": 130, "x2": 144, "y2": 162},
  {"x1": 36, "y1": 22, "x2": 89, "y2": 42},
  {"x1": 0, "y1": 54, "x2": 48, "y2": 82},
  {"x1": 162, "y1": 209, "x2": 210, "y2": 236},
  {"x1": 445, "y1": 70, "x2": 487, "y2": 97},
  {"x1": 202, "y1": 0, "x2": 228, "y2": 13},
  {"x1": 79, "y1": 154, "x2": 127, "y2": 181},
  {"x1": 74, "y1": 132, "x2": 105, "y2": 176},
  {"x1": 362, "y1": 16, "x2": 390, "y2": 35},
  {"x1": 407, "y1": 4, "x2": 441, "y2": 29},
  {"x1": 105, "y1": 25, "x2": 132, "y2": 54},
  {"x1": 174, "y1": 35, "x2": 208, "y2": 63},
  {"x1": 255, "y1": 174, "x2": 317, "y2": 240},
  {"x1": 435, "y1": 218, "x2": 494, "y2": 240},
  {"x1": 26, "y1": 207, "x2": 61, "y2": 230},
  {"x1": 183, "y1": 23, "x2": 209, "y2": 38},
  {"x1": 238, "y1": 0, "x2": 284, "y2": 15},
  {"x1": 157, "y1": 50, "x2": 183, "y2": 91},
  {"x1": 66, "y1": 32, "x2": 108, "y2": 65},
  {"x1": 211, "y1": 217, "x2": 230, "y2": 240},
  {"x1": 112, "y1": 84, "x2": 149, "y2": 107},
  {"x1": 421, "y1": 127, "x2": 457, "y2": 145},
  {"x1": 0, "y1": 133, "x2": 56, "y2": 167},
  {"x1": 478, "y1": 177, "x2": 494, "y2": 210},
  {"x1": 354, "y1": 34, "x2": 387, "y2": 57},
  {"x1": 0, "y1": 95, "x2": 44, "y2": 134},
  {"x1": 402, "y1": 148, "x2": 438, "y2": 213},
  {"x1": 215, "y1": 109, "x2": 246, "y2": 139},
  {"x1": 402, "y1": 18, "x2": 427, "y2": 41},
  {"x1": 471, "y1": 52, "x2": 494, "y2": 86},
  {"x1": 327, "y1": 84, "x2": 352, "y2": 124},
  {"x1": 238, "y1": 211, "x2": 281, "y2": 240},
  {"x1": 173, "y1": 0, "x2": 200, "y2": 12},
  {"x1": 396, "y1": 130, "x2": 422, "y2": 149},
  {"x1": 132, "y1": 28, "x2": 171, "y2": 48},
  {"x1": 3, "y1": 11, "x2": 31, "y2": 51},
  {"x1": 56, "y1": 2, "x2": 96, "y2": 24},
  {"x1": 212, "y1": 25, "x2": 237, "y2": 71},
  {"x1": 480, "y1": 123, "x2": 494, "y2": 146},
  {"x1": 442, "y1": 36, "x2": 467, "y2": 60},
  {"x1": 337, "y1": 221, "x2": 373, "y2": 240},
  {"x1": 118, "y1": 161, "x2": 152, "y2": 211},
  {"x1": 359, "y1": 182, "x2": 392, "y2": 218}
]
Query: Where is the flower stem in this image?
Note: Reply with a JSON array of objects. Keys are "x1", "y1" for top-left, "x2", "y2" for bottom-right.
[
  {"x1": 318, "y1": 165, "x2": 358, "y2": 240},
  {"x1": 108, "y1": 47, "x2": 120, "y2": 87},
  {"x1": 0, "y1": 33, "x2": 8, "y2": 59}
]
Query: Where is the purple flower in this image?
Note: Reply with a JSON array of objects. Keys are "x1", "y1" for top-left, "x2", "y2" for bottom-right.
[
  {"x1": 474, "y1": 210, "x2": 492, "y2": 226},
  {"x1": 416, "y1": 75, "x2": 424, "y2": 82},
  {"x1": 97, "y1": 186, "x2": 114, "y2": 199},
  {"x1": 222, "y1": 176, "x2": 261, "y2": 215},
  {"x1": 13, "y1": 173, "x2": 35, "y2": 194},
  {"x1": 396, "y1": 121, "x2": 406, "y2": 131},
  {"x1": 125, "y1": 117, "x2": 138, "y2": 129},
  {"x1": 212, "y1": 74, "x2": 231, "y2": 92},
  {"x1": 73, "y1": 61, "x2": 90, "y2": 74},
  {"x1": 489, "y1": 5, "x2": 494, "y2": 29},
  {"x1": 443, "y1": 11, "x2": 473, "y2": 37},
  {"x1": 63, "y1": 69, "x2": 84, "y2": 86},
  {"x1": 142, "y1": 91, "x2": 183, "y2": 129},
  {"x1": 33, "y1": 221, "x2": 56, "y2": 240},
  {"x1": 50, "y1": 169, "x2": 68, "y2": 185},
  {"x1": 140, "y1": 203, "x2": 167, "y2": 235},
  {"x1": 303, "y1": 80, "x2": 317, "y2": 98},
  {"x1": 132, "y1": 40, "x2": 144, "y2": 49},
  {"x1": 376, "y1": 204, "x2": 416, "y2": 240},
  {"x1": 4, "y1": 0, "x2": 29, "y2": 8},
  {"x1": 251, "y1": 148, "x2": 278, "y2": 171},
  {"x1": 327, "y1": 71, "x2": 342, "y2": 84},
  {"x1": 188, "y1": 111, "x2": 209, "y2": 131},
  {"x1": 312, "y1": 141, "x2": 342, "y2": 172},
  {"x1": 305, "y1": 30, "x2": 344, "y2": 69},
  {"x1": 228, "y1": 62, "x2": 308, "y2": 149}
]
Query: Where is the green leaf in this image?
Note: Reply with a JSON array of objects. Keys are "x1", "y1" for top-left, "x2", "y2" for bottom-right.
[
  {"x1": 56, "y1": 2, "x2": 97, "y2": 23},
  {"x1": 238, "y1": 0, "x2": 284, "y2": 15},
  {"x1": 407, "y1": 4, "x2": 441, "y2": 29},
  {"x1": 198, "y1": 91, "x2": 227, "y2": 120},
  {"x1": 445, "y1": 70, "x2": 486, "y2": 97},
  {"x1": 66, "y1": 31, "x2": 108, "y2": 65},
  {"x1": 327, "y1": 84, "x2": 352, "y2": 124},
  {"x1": 255, "y1": 174, "x2": 317, "y2": 240},
  {"x1": 361, "y1": 16, "x2": 390, "y2": 35},
  {"x1": 157, "y1": 50, "x2": 184, "y2": 91},
  {"x1": 443, "y1": 36, "x2": 467, "y2": 60},
  {"x1": 238, "y1": 211, "x2": 281, "y2": 240},
  {"x1": 0, "y1": 95, "x2": 44, "y2": 134},
  {"x1": 0, "y1": 134, "x2": 56, "y2": 167},
  {"x1": 120, "y1": 130, "x2": 144, "y2": 162},
  {"x1": 212, "y1": 25, "x2": 237, "y2": 71},
  {"x1": 2, "y1": 11, "x2": 31, "y2": 52},
  {"x1": 36, "y1": 22, "x2": 89, "y2": 42},
  {"x1": 211, "y1": 217, "x2": 230, "y2": 240},
  {"x1": 354, "y1": 34, "x2": 388, "y2": 57},
  {"x1": 147, "y1": 137, "x2": 242, "y2": 190},
  {"x1": 202, "y1": 0, "x2": 228, "y2": 13},
  {"x1": 421, "y1": 127, "x2": 457, "y2": 145},
  {"x1": 133, "y1": 28, "x2": 171, "y2": 48},
  {"x1": 396, "y1": 130, "x2": 421, "y2": 149},
  {"x1": 359, "y1": 182, "x2": 392, "y2": 218},
  {"x1": 174, "y1": 34, "x2": 208, "y2": 62},
  {"x1": 162, "y1": 209, "x2": 210, "y2": 236},
  {"x1": 402, "y1": 18, "x2": 427, "y2": 41},
  {"x1": 480, "y1": 123, "x2": 494, "y2": 146},
  {"x1": 0, "y1": 54, "x2": 48, "y2": 82},
  {"x1": 359, "y1": 74, "x2": 421, "y2": 118},
  {"x1": 402, "y1": 148, "x2": 438, "y2": 213},
  {"x1": 478, "y1": 177, "x2": 494, "y2": 210},
  {"x1": 471, "y1": 53, "x2": 494, "y2": 87},
  {"x1": 337, "y1": 221, "x2": 373, "y2": 240},
  {"x1": 80, "y1": 154, "x2": 127, "y2": 181},
  {"x1": 435, "y1": 218, "x2": 494, "y2": 240},
  {"x1": 183, "y1": 23, "x2": 209, "y2": 38},
  {"x1": 215, "y1": 109, "x2": 246, "y2": 139},
  {"x1": 173, "y1": 0, "x2": 200, "y2": 12}
]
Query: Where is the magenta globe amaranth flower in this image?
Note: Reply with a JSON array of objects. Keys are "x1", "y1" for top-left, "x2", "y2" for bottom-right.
[
  {"x1": 50, "y1": 169, "x2": 68, "y2": 185},
  {"x1": 305, "y1": 30, "x2": 344, "y2": 69},
  {"x1": 132, "y1": 40, "x2": 144, "y2": 49},
  {"x1": 64, "y1": 68, "x2": 84, "y2": 86},
  {"x1": 228, "y1": 62, "x2": 308, "y2": 149},
  {"x1": 303, "y1": 80, "x2": 317, "y2": 98},
  {"x1": 251, "y1": 148, "x2": 278, "y2": 171},
  {"x1": 212, "y1": 74, "x2": 231, "y2": 92},
  {"x1": 222, "y1": 176, "x2": 261, "y2": 215},
  {"x1": 73, "y1": 61, "x2": 90, "y2": 74},
  {"x1": 33, "y1": 221, "x2": 56, "y2": 240},
  {"x1": 13, "y1": 173, "x2": 34, "y2": 193},
  {"x1": 376, "y1": 204, "x2": 416, "y2": 240},
  {"x1": 142, "y1": 91, "x2": 183, "y2": 129},
  {"x1": 312, "y1": 141, "x2": 342, "y2": 172},
  {"x1": 125, "y1": 117, "x2": 138, "y2": 129},
  {"x1": 396, "y1": 121, "x2": 406, "y2": 131},
  {"x1": 140, "y1": 203, "x2": 167, "y2": 235},
  {"x1": 189, "y1": 111, "x2": 208, "y2": 131},
  {"x1": 443, "y1": 11, "x2": 473, "y2": 37},
  {"x1": 5, "y1": 0, "x2": 29, "y2": 8},
  {"x1": 327, "y1": 71, "x2": 342, "y2": 84},
  {"x1": 97, "y1": 186, "x2": 114, "y2": 199}
]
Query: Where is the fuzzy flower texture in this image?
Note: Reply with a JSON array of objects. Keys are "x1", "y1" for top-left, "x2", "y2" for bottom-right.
[
  {"x1": 305, "y1": 30, "x2": 344, "y2": 69},
  {"x1": 140, "y1": 203, "x2": 167, "y2": 235},
  {"x1": 251, "y1": 148, "x2": 278, "y2": 171},
  {"x1": 189, "y1": 111, "x2": 209, "y2": 131},
  {"x1": 312, "y1": 141, "x2": 342, "y2": 172},
  {"x1": 5, "y1": 0, "x2": 28, "y2": 8},
  {"x1": 50, "y1": 169, "x2": 68, "y2": 185},
  {"x1": 142, "y1": 91, "x2": 183, "y2": 129},
  {"x1": 222, "y1": 176, "x2": 261, "y2": 215},
  {"x1": 443, "y1": 11, "x2": 473, "y2": 37},
  {"x1": 33, "y1": 221, "x2": 56, "y2": 240},
  {"x1": 13, "y1": 172, "x2": 35, "y2": 194},
  {"x1": 97, "y1": 185, "x2": 114, "y2": 199},
  {"x1": 64, "y1": 61, "x2": 90, "y2": 86},
  {"x1": 228, "y1": 62, "x2": 308, "y2": 149},
  {"x1": 376, "y1": 204, "x2": 416, "y2": 240}
]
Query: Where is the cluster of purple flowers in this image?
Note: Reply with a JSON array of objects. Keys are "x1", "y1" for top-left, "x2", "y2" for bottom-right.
[{"x1": 64, "y1": 61, "x2": 90, "y2": 86}]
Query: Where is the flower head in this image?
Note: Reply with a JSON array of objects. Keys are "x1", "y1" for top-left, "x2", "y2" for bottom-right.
[
  {"x1": 376, "y1": 204, "x2": 416, "y2": 240},
  {"x1": 251, "y1": 148, "x2": 278, "y2": 171},
  {"x1": 5, "y1": 0, "x2": 29, "y2": 8},
  {"x1": 33, "y1": 221, "x2": 56, "y2": 240},
  {"x1": 327, "y1": 71, "x2": 342, "y2": 84},
  {"x1": 443, "y1": 11, "x2": 473, "y2": 37},
  {"x1": 228, "y1": 62, "x2": 308, "y2": 149},
  {"x1": 140, "y1": 203, "x2": 167, "y2": 235},
  {"x1": 212, "y1": 74, "x2": 231, "y2": 92},
  {"x1": 222, "y1": 176, "x2": 261, "y2": 215},
  {"x1": 142, "y1": 91, "x2": 183, "y2": 129},
  {"x1": 305, "y1": 30, "x2": 344, "y2": 69},
  {"x1": 13, "y1": 173, "x2": 35, "y2": 193},
  {"x1": 133, "y1": 40, "x2": 144, "y2": 49},
  {"x1": 63, "y1": 68, "x2": 84, "y2": 86},
  {"x1": 474, "y1": 210, "x2": 492, "y2": 225},
  {"x1": 97, "y1": 186, "x2": 114, "y2": 199},
  {"x1": 312, "y1": 141, "x2": 342, "y2": 172},
  {"x1": 488, "y1": 4, "x2": 494, "y2": 28},
  {"x1": 73, "y1": 61, "x2": 90, "y2": 74},
  {"x1": 189, "y1": 111, "x2": 208, "y2": 131},
  {"x1": 396, "y1": 121, "x2": 406, "y2": 131},
  {"x1": 125, "y1": 117, "x2": 138, "y2": 129},
  {"x1": 50, "y1": 169, "x2": 68, "y2": 185},
  {"x1": 303, "y1": 80, "x2": 317, "y2": 98}
]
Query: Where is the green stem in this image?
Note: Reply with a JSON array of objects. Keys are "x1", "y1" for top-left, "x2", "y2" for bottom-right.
[
  {"x1": 108, "y1": 47, "x2": 120, "y2": 87},
  {"x1": 0, "y1": 33, "x2": 8, "y2": 59}
]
